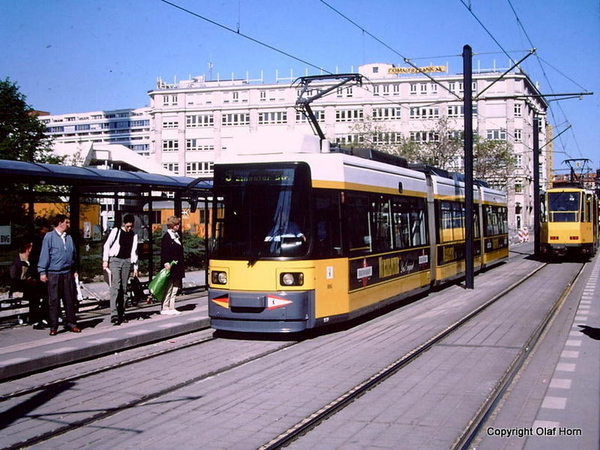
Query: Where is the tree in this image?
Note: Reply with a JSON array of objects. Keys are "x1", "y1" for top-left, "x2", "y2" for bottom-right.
[
  {"x1": 414, "y1": 117, "x2": 463, "y2": 170},
  {"x1": 344, "y1": 115, "x2": 516, "y2": 188},
  {"x1": 473, "y1": 136, "x2": 516, "y2": 187},
  {"x1": 0, "y1": 78, "x2": 58, "y2": 163},
  {"x1": 0, "y1": 79, "x2": 63, "y2": 254}
]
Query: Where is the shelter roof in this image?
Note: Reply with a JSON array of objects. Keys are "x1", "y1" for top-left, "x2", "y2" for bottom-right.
[{"x1": 0, "y1": 159, "x2": 212, "y2": 192}]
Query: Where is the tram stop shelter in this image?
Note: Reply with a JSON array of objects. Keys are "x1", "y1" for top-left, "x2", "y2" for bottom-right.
[{"x1": 0, "y1": 159, "x2": 212, "y2": 284}]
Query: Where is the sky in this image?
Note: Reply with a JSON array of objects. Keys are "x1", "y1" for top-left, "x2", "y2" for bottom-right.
[{"x1": 2, "y1": 0, "x2": 599, "y2": 171}]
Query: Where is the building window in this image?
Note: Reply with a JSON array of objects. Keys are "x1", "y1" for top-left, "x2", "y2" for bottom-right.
[
  {"x1": 186, "y1": 161, "x2": 214, "y2": 175},
  {"x1": 258, "y1": 111, "x2": 287, "y2": 125},
  {"x1": 514, "y1": 129, "x2": 522, "y2": 142},
  {"x1": 515, "y1": 154, "x2": 523, "y2": 167},
  {"x1": 162, "y1": 95, "x2": 178, "y2": 106},
  {"x1": 486, "y1": 129, "x2": 507, "y2": 140},
  {"x1": 447, "y1": 105, "x2": 464, "y2": 118},
  {"x1": 186, "y1": 114, "x2": 214, "y2": 127},
  {"x1": 410, "y1": 131, "x2": 440, "y2": 142},
  {"x1": 410, "y1": 84, "x2": 417, "y2": 95},
  {"x1": 373, "y1": 132, "x2": 401, "y2": 145},
  {"x1": 162, "y1": 120, "x2": 179, "y2": 129},
  {"x1": 409, "y1": 107, "x2": 439, "y2": 119},
  {"x1": 335, "y1": 109, "x2": 363, "y2": 122},
  {"x1": 163, "y1": 163, "x2": 179, "y2": 173},
  {"x1": 186, "y1": 139, "x2": 214, "y2": 151},
  {"x1": 372, "y1": 107, "x2": 402, "y2": 121},
  {"x1": 163, "y1": 140, "x2": 179, "y2": 152},
  {"x1": 222, "y1": 113, "x2": 250, "y2": 126},
  {"x1": 514, "y1": 103, "x2": 522, "y2": 117},
  {"x1": 296, "y1": 110, "x2": 324, "y2": 123},
  {"x1": 514, "y1": 181, "x2": 523, "y2": 193}
]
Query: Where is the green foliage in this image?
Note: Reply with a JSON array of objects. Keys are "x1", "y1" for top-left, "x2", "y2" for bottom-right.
[
  {"x1": 473, "y1": 136, "x2": 516, "y2": 184},
  {"x1": 0, "y1": 78, "x2": 59, "y2": 164},
  {"x1": 352, "y1": 116, "x2": 516, "y2": 187}
]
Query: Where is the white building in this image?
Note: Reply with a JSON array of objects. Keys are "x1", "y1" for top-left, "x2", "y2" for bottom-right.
[
  {"x1": 41, "y1": 107, "x2": 152, "y2": 156},
  {"x1": 42, "y1": 63, "x2": 550, "y2": 233}
]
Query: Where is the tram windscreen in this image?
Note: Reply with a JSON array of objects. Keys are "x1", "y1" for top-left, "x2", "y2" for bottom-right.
[
  {"x1": 548, "y1": 191, "x2": 580, "y2": 222},
  {"x1": 212, "y1": 163, "x2": 311, "y2": 260}
]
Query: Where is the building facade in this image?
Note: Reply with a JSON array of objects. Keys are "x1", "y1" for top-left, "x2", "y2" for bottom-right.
[
  {"x1": 42, "y1": 63, "x2": 550, "y2": 235},
  {"x1": 41, "y1": 108, "x2": 152, "y2": 156}
]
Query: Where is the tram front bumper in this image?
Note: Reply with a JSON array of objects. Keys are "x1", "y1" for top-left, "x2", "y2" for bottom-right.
[{"x1": 208, "y1": 289, "x2": 315, "y2": 333}]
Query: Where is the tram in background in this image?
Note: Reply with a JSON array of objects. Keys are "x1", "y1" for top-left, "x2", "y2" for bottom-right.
[
  {"x1": 540, "y1": 185, "x2": 599, "y2": 259},
  {"x1": 207, "y1": 134, "x2": 509, "y2": 333}
]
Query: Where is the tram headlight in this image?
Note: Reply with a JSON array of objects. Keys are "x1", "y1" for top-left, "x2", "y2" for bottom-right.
[
  {"x1": 280, "y1": 272, "x2": 304, "y2": 287},
  {"x1": 211, "y1": 270, "x2": 228, "y2": 285}
]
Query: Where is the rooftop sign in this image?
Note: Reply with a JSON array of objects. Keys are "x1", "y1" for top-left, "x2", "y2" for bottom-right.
[{"x1": 388, "y1": 66, "x2": 447, "y2": 74}]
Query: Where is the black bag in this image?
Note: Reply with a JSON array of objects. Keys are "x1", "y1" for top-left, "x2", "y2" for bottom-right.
[{"x1": 127, "y1": 276, "x2": 146, "y2": 306}]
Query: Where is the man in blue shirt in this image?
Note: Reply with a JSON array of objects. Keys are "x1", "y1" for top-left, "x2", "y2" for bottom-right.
[{"x1": 38, "y1": 214, "x2": 81, "y2": 335}]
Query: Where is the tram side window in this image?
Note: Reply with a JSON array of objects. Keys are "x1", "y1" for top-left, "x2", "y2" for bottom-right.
[
  {"x1": 314, "y1": 190, "x2": 342, "y2": 257},
  {"x1": 371, "y1": 197, "x2": 392, "y2": 252},
  {"x1": 584, "y1": 194, "x2": 592, "y2": 223},
  {"x1": 344, "y1": 193, "x2": 371, "y2": 252},
  {"x1": 484, "y1": 205, "x2": 508, "y2": 236},
  {"x1": 439, "y1": 201, "x2": 465, "y2": 243},
  {"x1": 392, "y1": 197, "x2": 428, "y2": 248}
]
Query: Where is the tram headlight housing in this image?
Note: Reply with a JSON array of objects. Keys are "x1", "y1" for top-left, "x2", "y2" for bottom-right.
[
  {"x1": 280, "y1": 272, "x2": 304, "y2": 287},
  {"x1": 211, "y1": 270, "x2": 228, "y2": 285}
]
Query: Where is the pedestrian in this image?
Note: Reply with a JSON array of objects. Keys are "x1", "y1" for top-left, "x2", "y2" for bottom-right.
[
  {"x1": 28, "y1": 217, "x2": 52, "y2": 329},
  {"x1": 102, "y1": 214, "x2": 138, "y2": 325},
  {"x1": 160, "y1": 216, "x2": 184, "y2": 315},
  {"x1": 38, "y1": 214, "x2": 81, "y2": 336},
  {"x1": 9, "y1": 240, "x2": 33, "y2": 299}
]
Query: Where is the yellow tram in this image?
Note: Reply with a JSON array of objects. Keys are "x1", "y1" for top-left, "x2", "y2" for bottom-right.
[
  {"x1": 540, "y1": 186, "x2": 599, "y2": 259},
  {"x1": 208, "y1": 135, "x2": 508, "y2": 333}
]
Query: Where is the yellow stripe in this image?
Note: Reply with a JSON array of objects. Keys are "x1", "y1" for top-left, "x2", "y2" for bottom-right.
[{"x1": 313, "y1": 179, "x2": 425, "y2": 197}]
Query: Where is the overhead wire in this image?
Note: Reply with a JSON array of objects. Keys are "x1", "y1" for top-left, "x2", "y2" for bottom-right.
[
  {"x1": 506, "y1": 0, "x2": 585, "y2": 160},
  {"x1": 158, "y1": 0, "x2": 331, "y2": 75},
  {"x1": 318, "y1": 0, "x2": 462, "y2": 101}
]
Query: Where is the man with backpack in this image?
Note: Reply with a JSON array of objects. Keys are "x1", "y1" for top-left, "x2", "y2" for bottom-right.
[{"x1": 102, "y1": 214, "x2": 138, "y2": 325}]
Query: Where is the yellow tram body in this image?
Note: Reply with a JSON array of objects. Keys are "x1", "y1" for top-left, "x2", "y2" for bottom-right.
[
  {"x1": 541, "y1": 186, "x2": 599, "y2": 259},
  {"x1": 208, "y1": 135, "x2": 508, "y2": 332}
]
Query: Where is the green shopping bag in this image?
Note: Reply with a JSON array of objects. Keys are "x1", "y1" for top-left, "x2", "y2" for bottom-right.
[{"x1": 149, "y1": 260, "x2": 177, "y2": 302}]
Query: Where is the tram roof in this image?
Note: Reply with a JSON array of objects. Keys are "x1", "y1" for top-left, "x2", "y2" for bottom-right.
[{"x1": 0, "y1": 159, "x2": 212, "y2": 192}]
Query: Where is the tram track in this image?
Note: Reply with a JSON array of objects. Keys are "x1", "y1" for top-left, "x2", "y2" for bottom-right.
[
  {"x1": 0, "y1": 330, "x2": 216, "y2": 402},
  {"x1": 0, "y1": 335, "x2": 301, "y2": 450},
  {"x1": 453, "y1": 260, "x2": 587, "y2": 450},
  {"x1": 258, "y1": 261, "x2": 586, "y2": 450},
  {"x1": 0, "y1": 253, "x2": 586, "y2": 450}
]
